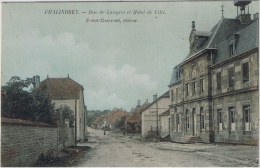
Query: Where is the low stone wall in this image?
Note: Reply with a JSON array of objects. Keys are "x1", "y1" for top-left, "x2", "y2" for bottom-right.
[{"x1": 1, "y1": 118, "x2": 75, "y2": 167}]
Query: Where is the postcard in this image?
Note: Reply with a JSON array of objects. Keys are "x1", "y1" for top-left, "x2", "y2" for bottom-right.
[{"x1": 1, "y1": 1, "x2": 259, "y2": 167}]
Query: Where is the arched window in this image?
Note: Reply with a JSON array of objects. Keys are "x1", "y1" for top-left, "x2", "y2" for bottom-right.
[
  {"x1": 200, "y1": 107, "x2": 205, "y2": 130},
  {"x1": 186, "y1": 109, "x2": 190, "y2": 131}
]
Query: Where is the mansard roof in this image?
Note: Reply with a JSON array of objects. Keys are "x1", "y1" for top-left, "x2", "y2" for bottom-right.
[
  {"x1": 186, "y1": 18, "x2": 245, "y2": 59},
  {"x1": 181, "y1": 16, "x2": 258, "y2": 66},
  {"x1": 170, "y1": 16, "x2": 258, "y2": 84},
  {"x1": 169, "y1": 66, "x2": 181, "y2": 86},
  {"x1": 214, "y1": 18, "x2": 258, "y2": 64}
]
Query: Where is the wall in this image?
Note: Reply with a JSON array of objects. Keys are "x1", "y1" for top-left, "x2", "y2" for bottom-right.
[
  {"x1": 170, "y1": 53, "x2": 214, "y2": 143},
  {"x1": 1, "y1": 118, "x2": 75, "y2": 167},
  {"x1": 213, "y1": 91, "x2": 258, "y2": 145},
  {"x1": 141, "y1": 97, "x2": 170, "y2": 137},
  {"x1": 159, "y1": 115, "x2": 170, "y2": 138},
  {"x1": 212, "y1": 50, "x2": 259, "y2": 145},
  {"x1": 52, "y1": 89, "x2": 87, "y2": 142}
]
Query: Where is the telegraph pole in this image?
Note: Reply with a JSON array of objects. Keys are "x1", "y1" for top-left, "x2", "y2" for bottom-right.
[{"x1": 155, "y1": 93, "x2": 158, "y2": 138}]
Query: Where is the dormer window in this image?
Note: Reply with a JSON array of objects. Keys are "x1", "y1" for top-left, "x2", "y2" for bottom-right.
[
  {"x1": 229, "y1": 39, "x2": 236, "y2": 56},
  {"x1": 230, "y1": 44, "x2": 235, "y2": 56}
]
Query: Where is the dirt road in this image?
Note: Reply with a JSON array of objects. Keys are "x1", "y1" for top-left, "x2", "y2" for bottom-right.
[{"x1": 75, "y1": 128, "x2": 220, "y2": 167}]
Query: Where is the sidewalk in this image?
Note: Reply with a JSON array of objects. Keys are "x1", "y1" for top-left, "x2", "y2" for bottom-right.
[{"x1": 149, "y1": 142, "x2": 259, "y2": 167}]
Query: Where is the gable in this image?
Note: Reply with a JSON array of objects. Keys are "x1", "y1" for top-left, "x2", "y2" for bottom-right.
[{"x1": 38, "y1": 78, "x2": 83, "y2": 99}]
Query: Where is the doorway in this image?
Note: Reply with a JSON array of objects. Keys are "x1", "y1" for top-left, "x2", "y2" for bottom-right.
[{"x1": 193, "y1": 108, "x2": 196, "y2": 136}]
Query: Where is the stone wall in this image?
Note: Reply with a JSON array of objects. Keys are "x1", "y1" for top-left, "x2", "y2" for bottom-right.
[{"x1": 1, "y1": 118, "x2": 75, "y2": 167}]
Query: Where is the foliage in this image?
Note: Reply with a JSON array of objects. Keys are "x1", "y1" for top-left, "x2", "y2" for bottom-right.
[
  {"x1": 87, "y1": 109, "x2": 110, "y2": 126},
  {"x1": 113, "y1": 116, "x2": 126, "y2": 131},
  {"x1": 1, "y1": 76, "x2": 55, "y2": 124},
  {"x1": 54, "y1": 105, "x2": 75, "y2": 127}
]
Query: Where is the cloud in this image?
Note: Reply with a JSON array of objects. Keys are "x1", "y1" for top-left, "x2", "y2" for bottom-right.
[
  {"x1": 2, "y1": 30, "x2": 93, "y2": 82},
  {"x1": 85, "y1": 64, "x2": 157, "y2": 110},
  {"x1": 2, "y1": 30, "x2": 158, "y2": 111}
]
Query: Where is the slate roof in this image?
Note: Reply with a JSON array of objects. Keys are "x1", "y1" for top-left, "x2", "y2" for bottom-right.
[
  {"x1": 214, "y1": 18, "x2": 258, "y2": 64},
  {"x1": 38, "y1": 77, "x2": 83, "y2": 99},
  {"x1": 169, "y1": 66, "x2": 181, "y2": 85},
  {"x1": 170, "y1": 16, "x2": 258, "y2": 82}
]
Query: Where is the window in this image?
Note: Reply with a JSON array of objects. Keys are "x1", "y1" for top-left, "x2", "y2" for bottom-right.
[
  {"x1": 176, "y1": 114, "x2": 180, "y2": 132},
  {"x1": 229, "y1": 44, "x2": 235, "y2": 56},
  {"x1": 243, "y1": 105, "x2": 250, "y2": 131},
  {"x1": 200, "y1": 79, "x2": 204, "y2": 93},
  {"x1": 192, "y1": 81, "x2": 196, "y2": 95},
  {"x1": 230, "y1": 109, "x2": 235, "y2": 123},
  {"x1": 171, "y1": 90, "x2": 174, "y2": 101},
  {"x1": 242, "y1": 62, "x2": 249, "y2": 83},
  {"x1": 172, "y1": 112, "x2": 175, "y2": 132},
  {"x1": 176, "y1": 67, "x2": 180, "y2": 80},
  {"x1": 186, "y1": 83, "x2": 189, "y2": 96},
  {"x1": 176, "y1": 88, "x2": 178, "y2": 100},
  {"x1": 186, "y1": 110, "x2": 190, "y2": 131},
  {"x1": 229, "y1": 107, "x2": 236, "y2": 131},
  {"x1": 200, "y1": 107, "x2": 205, "y2": 130},
  {"x1": 218, "y1": 109, "x2": 222, "y2": 131},
  {"x1": 228, "y1": 68, "x2": 235, "y2": 87},
  {"x1": 216, "y1": 72, "x2": 222, "y2": 90}
]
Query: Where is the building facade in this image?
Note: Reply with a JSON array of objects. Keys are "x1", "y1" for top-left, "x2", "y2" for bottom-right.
[
  {"x1": 169, "y1": 2, "x2": 258, "y2": 144},
  {"x1": 36, "y1": 75, "x2": 87, "y2": 142},
  {"x1": 141, "y1": 91, "x2": 170, "y2": 138}
]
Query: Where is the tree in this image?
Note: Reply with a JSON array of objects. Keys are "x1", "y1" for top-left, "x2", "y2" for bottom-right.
[
  {"x1": 1, "y1": 76, "x2": 55, "y2": 124},
  {"x1": 87, "y1": 109, "x2": 111, "y2": 126},
  {"x1": 2, "y1": 76, "x2": 35, "y2": 120},
  {"x1": 54, "y1": 105, "x2": 75, "y2": 127},
  {"x1": 114, "y1": 116, "x2": 126, "y2": 132},
  {"x1": 33, "y1": 87, "x2": 55, "y2": 124}
]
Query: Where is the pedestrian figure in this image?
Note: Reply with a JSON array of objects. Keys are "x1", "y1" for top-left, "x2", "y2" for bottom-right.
[
  {"x1": 104, "y1": 131, "x2": 106, "y2": 135},
  {"x1": 123, "y1": 130, "x2": 126, "y2": 136}
]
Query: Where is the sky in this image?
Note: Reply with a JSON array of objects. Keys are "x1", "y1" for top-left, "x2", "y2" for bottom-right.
[{"x1": 2, "y1": 1, "x2": 259, "y2": 111}]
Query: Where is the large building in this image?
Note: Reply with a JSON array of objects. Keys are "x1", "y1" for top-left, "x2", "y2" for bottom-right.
[
  {"x1": 35, "y1": 75, "x2": 87, "y2": 142},
  {"x1": 169, "y1": 1, "x2": 258, "y2": 144}
]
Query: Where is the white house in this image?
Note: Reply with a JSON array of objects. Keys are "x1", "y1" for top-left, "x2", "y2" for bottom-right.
[
  {"x1": 35, "y1": 75, "x2": 87, "y2": 142},
  {"x1": 141, "y1": 91, "x2": 170, "y2": 138}
]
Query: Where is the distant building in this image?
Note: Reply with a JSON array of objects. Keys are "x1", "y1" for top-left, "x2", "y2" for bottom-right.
[
  {"x1": 141, "y1": 91, "x2": 170, "y2": 138},
  {"x1": 126, "y1": 100, "x2": 150, "y2": 134},
  {"x1": 92, "y1": 116, "x2": 106, "y2": 129},
  {"x1": 103, "y1": 108, "x2": 129, "y2": 130},
  {"x1": 35, "y1": 75, "x2": 87, "y2": 142},
  {"x1": 169, "y1": 1, "x2": 258, "y2": 144}
]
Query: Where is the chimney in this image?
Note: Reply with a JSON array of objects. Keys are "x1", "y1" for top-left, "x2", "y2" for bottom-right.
[
  {"x1": 238, "y1": 14, "x2": 251, "y2": 24},
  {"x1": 192, "y1": 21, "x2": 195, "y2": 30},
  {"x1": 153, "y1": 93, "x2": 157, "y2": 102},
  {"x1": 254, "y1": 13, "x2": 259, "y2": 20},
  {"x1": 137, "y1": 100, "x2": 141, "y2": 107},
  {"x1": 32, "y1": 75, "x2": 40, "y2": 88}
]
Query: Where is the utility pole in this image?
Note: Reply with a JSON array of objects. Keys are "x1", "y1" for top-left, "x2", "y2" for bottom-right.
[{"x1": 155, "y1": 93, "x2": 158, "y2": 138}]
